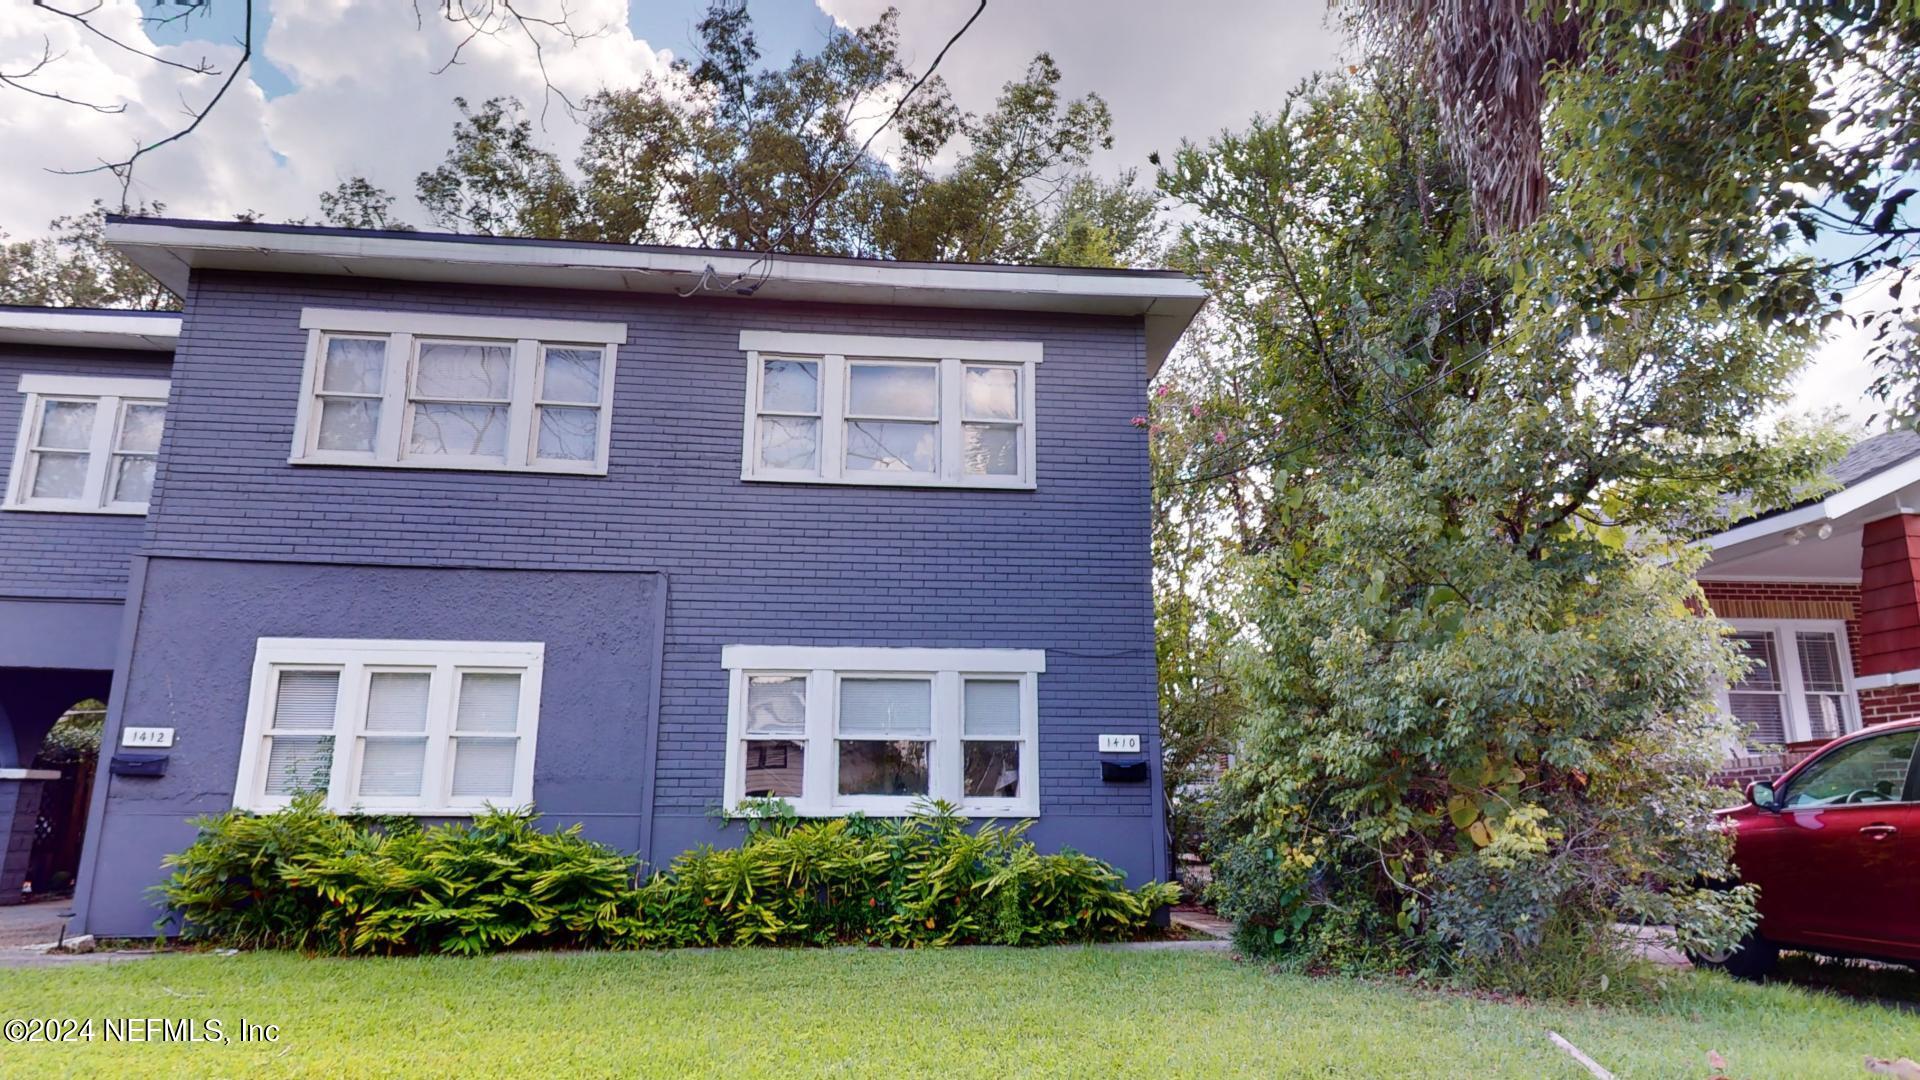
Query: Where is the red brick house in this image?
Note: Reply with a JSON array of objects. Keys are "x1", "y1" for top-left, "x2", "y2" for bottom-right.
[{"x1": 1699, "y1": 429, "x2": 1920, "y2": 783}]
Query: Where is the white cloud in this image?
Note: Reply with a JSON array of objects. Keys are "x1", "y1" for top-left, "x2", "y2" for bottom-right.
[
  {"x1": 1789, "y1": 269, "x2": 1904, "y2": 425},
  {"x1": 0, "y1": 0, "x2": 673, "y2": 236}
]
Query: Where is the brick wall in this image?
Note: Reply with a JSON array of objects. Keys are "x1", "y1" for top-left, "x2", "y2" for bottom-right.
[
  {"x1": 146, "y1": 271, "x2": 1161, "y2": 821},
  {"x1": 0, "y1": 344, "x2": 172, "y2": 601}
]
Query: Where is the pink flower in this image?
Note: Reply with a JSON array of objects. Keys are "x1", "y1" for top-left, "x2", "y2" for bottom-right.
[
  {"x1": 1155, "y1": 384, "x2": 1173, "y2": 398},
  {"x1": 1149, "y1": 424, "x2": 1165, "y2": 436},
  {"x1": 1189, "y1": 404, "x2": 1203, "y2": 418},
  {"x1": 1213, "y1": 431, "x2": 1227, "y2": 445},
  {"x1": 1130, "y1": 415, "x2": 1148, "y2": 428}
]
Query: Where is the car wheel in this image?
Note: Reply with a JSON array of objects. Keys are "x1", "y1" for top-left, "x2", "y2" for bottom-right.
[{"x1": 1687, "y1": 932, "x2": 1779, "y2": 979}]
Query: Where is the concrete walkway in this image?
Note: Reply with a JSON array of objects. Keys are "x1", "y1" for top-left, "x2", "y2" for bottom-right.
[{"x1": 0, "y1": 897, "x2": 72, "y2": 947}]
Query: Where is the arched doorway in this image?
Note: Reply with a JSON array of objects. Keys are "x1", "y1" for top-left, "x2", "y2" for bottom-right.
[{"x1": 0, "y1": 672, "x2": 111, "y2": 907}]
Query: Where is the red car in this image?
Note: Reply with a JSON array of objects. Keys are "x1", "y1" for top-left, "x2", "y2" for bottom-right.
[{"x1": 1692, "y1": 717, "x2": 1920, "y2": 977}]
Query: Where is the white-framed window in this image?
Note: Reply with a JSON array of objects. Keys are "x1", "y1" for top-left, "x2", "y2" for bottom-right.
[
  {"x1": 291, "y1": 308, "x2": 625, "y2": 475},
  {"x1": 737, "y1": 331, "x2": 1040, "y2": 489},
  {"x1": 234, "y1": 638, "x2": 545, "y2": 814},
  {"x1": 721, "y1": 645, "x2": 1043, "y2": 818},
  {"x1": 1720, "y1": 619, "x2": 1859, "y2": 748},
  {"x1": 5, "y1": 374, "x2": 169, "y2": 515}
]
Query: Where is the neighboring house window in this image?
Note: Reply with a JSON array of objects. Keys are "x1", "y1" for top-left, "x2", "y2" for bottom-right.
[
  {"x1": 737, "y1": 331, "x2": 1040, "y2": 489},
  {"x1": 5, "y1": 374, "x2": 169, "y2": 515},
  {"x1": 720, "y1": 645, "x2": 1043, "y2": 817},
  {"x1": 1722, "y1": 619, "x2": 1858, "y2": 748},
  {"x1": 292, "y1": 308, "x2": 625, "y2": 475},
  {"x1": 234, "y1": 638, "x2": 544, "y2": 814}
]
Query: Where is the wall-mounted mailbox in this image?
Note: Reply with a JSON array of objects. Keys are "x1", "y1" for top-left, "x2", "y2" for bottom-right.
[
  {"x1": 108, "y1": 752, "x2": 169, "y2": 778},
  {"x1": 1100, "y1": 758, "x2": 1149, "y2": 784}
]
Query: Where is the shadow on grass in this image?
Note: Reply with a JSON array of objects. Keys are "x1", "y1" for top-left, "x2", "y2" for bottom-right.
[{"x1": 1767, "y1": 953, "x2": 1919, "y2": 1011}]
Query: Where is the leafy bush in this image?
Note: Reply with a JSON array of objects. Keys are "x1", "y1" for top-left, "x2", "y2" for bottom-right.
[{"x1": 155, "y1": 797, "x2": 1179, "y2": 955}]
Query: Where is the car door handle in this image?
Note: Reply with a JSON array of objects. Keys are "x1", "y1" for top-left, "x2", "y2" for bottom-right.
[{"x1": 1859, "y1": 824, "x2": 1899, "y2": 840}]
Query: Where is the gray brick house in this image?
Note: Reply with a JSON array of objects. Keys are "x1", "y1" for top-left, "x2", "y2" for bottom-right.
[{"x1": 0, "y1": 218, "x2": 1204, "y2": 937}]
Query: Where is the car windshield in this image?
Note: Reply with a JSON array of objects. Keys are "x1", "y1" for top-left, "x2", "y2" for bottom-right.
[{"x1": 1782, "y1": 729, "x2": 1919, "y2": 807}]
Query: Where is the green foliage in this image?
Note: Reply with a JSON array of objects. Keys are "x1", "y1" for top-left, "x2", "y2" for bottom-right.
[
  {"x1": 155, "y1": 797, "x2": 1177, "y2": 955},
  {"x1": 409, "y1": 7, "x2": 1161, "y2": 267},
  {"x1": 1159, "y1": 60, "x2": 1837, "y2": 993},
  {"x1": 0, "y1": 200, "x2": 179, "y2": 310},
  {"x1": 35, "y1": 699, "x2": 106, "y2": 762}
]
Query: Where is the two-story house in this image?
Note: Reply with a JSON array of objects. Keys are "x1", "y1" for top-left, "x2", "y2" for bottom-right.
[{"x1": 0, "y1": 217, "x2": 1205, "y2": 937}]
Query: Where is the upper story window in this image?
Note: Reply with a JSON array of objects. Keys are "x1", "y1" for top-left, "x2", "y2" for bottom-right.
[
  {"x1": 1722, "y1": 618, "x2": 1858, "y2": 749},
  {"x1": 235, "y1": 637, "x2": 545, "y2": 815},
  {"x1": 721, "y1": 644, "x2": 1043, "y2": 818},
  {"x1": 737, "y1": 331, "x2": 1040, "y2": 490},
  {"x1": 293, "y1": 309, "x2": 626, "y2": 475},
  {"x1": 5, "y1": 374, "x2": 170, "y2": 515}
]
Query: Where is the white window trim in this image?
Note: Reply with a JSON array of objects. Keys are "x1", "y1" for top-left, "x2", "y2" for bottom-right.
[
  {"x1": 736, "y1": 331, "x2": 1040, "y2": 490},
  {"x1": 5, "y1": 373, "x2": 170, "y2": 516},
  {"x1": 1720, "y1": 618, "x2": 1860, "y2": 745},
  {"x1": 720, "y1": 645, "x2": 1043, "y2": 819},
  {"x1": 290, "y1": 309, "x2": 625, "y2": 476},
  {"x1": 234, "y1": 638, "x2": 545, "y2": 815}
]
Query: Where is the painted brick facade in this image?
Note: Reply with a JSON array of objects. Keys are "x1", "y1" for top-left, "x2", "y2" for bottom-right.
[{"x1": 0, "y1": 344, "x2": 171, "y2": 601}]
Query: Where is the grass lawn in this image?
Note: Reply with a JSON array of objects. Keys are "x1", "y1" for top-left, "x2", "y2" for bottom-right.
[{"x1": 0, "y1": 947, "x2": 1912, "y2": 1078}]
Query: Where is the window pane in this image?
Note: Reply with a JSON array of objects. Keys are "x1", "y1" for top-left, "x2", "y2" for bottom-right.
[
  {"x1": 964, "y1": 680, "x2": 1021, "y2": 737},
  {"x1": 746, "y1": 674, "x2": 807, "y2": 735},
  {"x1": 761, "y1": 358, "x2": 819, "y2": 413},
  {"x1": 109, "y1": 456, "x2": 155, "y2": 505},
  {"x1": 28, "y1": 452, "x2": 89, "y2": 499},
  {"x1": 1796, "y1": 633, "x2": 1846, "y2": 691},
  {"x1": 36, "y1": 400, "x2": 96, "y2": 450},
  {"x1": 964, "y1": 365, "x2": 1019, "y2": 420},
  {"x1": 1805, "y1": 694, "x2": 1849, "y2": 741},
  {"x1": 415, "y1": 341, "x2": 512, "y2": 400},
  {"x1": 744, "y1": 739, "x2": 805, "y2": 798},
  {"x1": 263, "y1": 735, "x2": 334, "y2": 797},
  {"x1": 839, "y1": 678, "x2": 933, "y2": 737},
  {"x1": 116, "y1": 403, "x2": 165, "y2": 453},
  {"x1": 365, "y1": 672, "x2": 431, "y2": 733},
  {"x1": 317, "y1": 398, "x2": 380, "y2": 453},
  {"x1": 273, "y1": 671, "x2": 340, "y2": 731},
  {"x1": 758, "y1": 416, "x2": 819, "y2": 471},
  {"x1": 323, "y1": 337, "x2": 387, "y2": 394},
  {"x1": 837, "y1": 740, "x2": 929, "y2": 796},
  {"x1": 457, "y1": 673, "x2": 522, "y2": 733},
  {"x1": 845, "y1": 420, "x2": 935, "y2": 473},
  {"x1": 451, "y1": 739, "x2": 517, "y2": 798},
  {"x1": 536, "y1": 406, "x2": 598, "y2": 461},
  {"x1": 409, "y1": 403, "x2": 509, "y2": 458},
  {"x1": 1730, "y1": 692, "x2": 1786, "y2": 746},
  {"x1": 357, "y1": 738, "x2": 427, "y2": 798},
  {"x1": 963, "y1": 741, "x2": 1020, "y2": 799},
  {"x1": 541, "y1": 348, "x2": 602, "y2": 403},
  {"x1": 963, "y1": 424, "x2": 1019, "y2": 476},
  {"x1": 1783, "y1": 730, "x2": 1918, "y2": 806},
  {"x1": 847, "y1": 363, "x2": 936, "y2": 418},
  {"x1": 1730, "y1": 632, "x2": 1780, "y2": 691}
]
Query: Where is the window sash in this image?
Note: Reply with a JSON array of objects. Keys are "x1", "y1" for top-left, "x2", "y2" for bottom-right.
[
  {"x1": 293, "y1": 322, "x2": 616, "y2": 475},
  {"x1": 236, "y1": 640, "x2": 544, "y2": 814},
  {"x1": 740, "y1": 345, "x2": 1037, "y2": 489},
  {"x1": 6, "y1": 380, "x2": 169, "y2": 514},
  {"x1": 722, "y1": 649, "x2": 1043, "y2": 818},
  {"x1": 1721, "y1": 620, "x2": 1858, "y2": 747}
]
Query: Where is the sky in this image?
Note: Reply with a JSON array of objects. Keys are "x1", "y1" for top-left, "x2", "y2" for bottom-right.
[{"x1": 0, "y1": 0, "x2": 1884, "y2": 421}]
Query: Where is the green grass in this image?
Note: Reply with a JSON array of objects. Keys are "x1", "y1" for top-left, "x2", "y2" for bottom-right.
[{"x1": 0, "y1": 948, "x2": 1912, "y2": 1078}]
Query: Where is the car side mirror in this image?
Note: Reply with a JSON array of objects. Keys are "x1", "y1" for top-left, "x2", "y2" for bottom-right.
[{"x1": 1747, "y1": 780, "x2": 1779, "y2": 811}]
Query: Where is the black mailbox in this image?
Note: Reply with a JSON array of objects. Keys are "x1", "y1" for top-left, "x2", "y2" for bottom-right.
[
  {"x1": 1101, "y1": 758, "x2": 1149, "y2": 783},
  {"x1": 109, "y1": 752, "x2": 169, "y2": 778}
]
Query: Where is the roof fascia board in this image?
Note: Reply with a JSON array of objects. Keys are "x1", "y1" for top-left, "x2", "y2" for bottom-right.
[
  {"x1": 1702, "y1": 459, "x2": 1920, "y2": 551},
  {"x1": 0, "y1": 310, "x2": 179, "y2": 352}
]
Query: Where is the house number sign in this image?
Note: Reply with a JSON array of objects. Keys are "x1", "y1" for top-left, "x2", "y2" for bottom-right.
[{"x1": 121, "y1": 727, "x2": 176, "y2": 749}]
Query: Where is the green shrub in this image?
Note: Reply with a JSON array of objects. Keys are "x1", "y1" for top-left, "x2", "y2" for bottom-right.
[{"x1": 154, "y1": 797, "x2": 1180, "y2": 955}]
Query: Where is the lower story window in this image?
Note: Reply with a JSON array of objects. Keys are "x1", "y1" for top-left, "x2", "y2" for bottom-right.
[
  {"x1": 1722, "y1": 619, "x2": 1857, "y2": 748},
  {"x1": 722, "y1": 645, "x2": 1043, "y2": 817},
  {"x1": 235, "y1": 638, "x2": 544, "y2": 814}
]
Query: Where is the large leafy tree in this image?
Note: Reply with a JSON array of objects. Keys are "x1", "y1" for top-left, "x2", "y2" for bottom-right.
[
  {"x1": 410, "y1": 5, "x2": 1162, "y2": 267},
  {"x1": 1159, "y1": 60, "x2": 1841, "y2": 990},
  {"x1": 1360, "y1": 0, "x2": 1919, "y2": 417},
  {"x1": 0, "y1": 201, "x2": 178, "y2": 310}
]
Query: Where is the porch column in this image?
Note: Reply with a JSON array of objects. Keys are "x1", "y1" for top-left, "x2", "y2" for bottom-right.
[{"x1": 1857, "y1": 514, "x2": 1920, "y2": 675}]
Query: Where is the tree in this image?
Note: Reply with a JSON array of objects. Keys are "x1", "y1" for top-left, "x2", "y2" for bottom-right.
[
  {"x1": 0, "y1": 200, "x2": 178, "y2": 310},
  {"x1": 1359, "y1": 1, "x2": 1920, "y2": 418},
  {"x1": 319, "y1": 178, "x2": 410, "y2": 232},
  {"x1": 1157, "y1": 61, "x2": 1842, "y2": 992},
  {"x1": 412, "y1": 6, "x2": 1162, "y2": 268}
]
